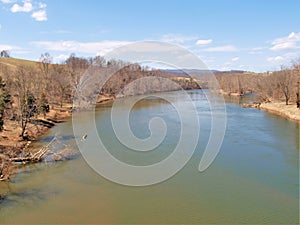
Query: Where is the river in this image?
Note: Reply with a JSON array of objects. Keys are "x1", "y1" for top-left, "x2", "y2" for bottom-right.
[{"x1": 0, "y1": 90, "x2": 299, "y2": 224}]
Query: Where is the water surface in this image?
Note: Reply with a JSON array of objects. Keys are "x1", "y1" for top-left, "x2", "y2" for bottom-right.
[{"x1": 0, "y1": 90, "x2": 298, "y2": 224}]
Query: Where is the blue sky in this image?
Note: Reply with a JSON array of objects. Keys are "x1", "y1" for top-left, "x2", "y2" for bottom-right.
[{"x1": 0, "y1": 0, "x2": 300, "y2": 72}]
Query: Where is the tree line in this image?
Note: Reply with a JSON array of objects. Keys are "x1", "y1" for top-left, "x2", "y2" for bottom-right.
[
  {"x1": 1, "y1": 53, "x2": 299, "y2": 140},
  {"x1": 215, "y1": 60, "x2": 300, "y2": 107},
  {"x1": 0, "y1": 53, "x2": 200, "y2": 140}
]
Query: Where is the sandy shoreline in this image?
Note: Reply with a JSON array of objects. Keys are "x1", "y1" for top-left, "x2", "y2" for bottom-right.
[
  {"x1": 0, "y1": 104, "x2": 73, "y2": 180},
  {"x1": 0, "y1": 105, "x2": 72, "y2": 151},
  {"x1": 259, "y1": 102, "x2": 300, "y2": 123}
]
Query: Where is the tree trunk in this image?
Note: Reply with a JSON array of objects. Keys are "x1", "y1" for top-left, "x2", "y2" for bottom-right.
[
  {"x1": 60, "y1": 92, "x2": 63, "y2": 108},
  {"x1": 297, "y1": 81, "x2": 300, "y2": 108},
  {"x1": 21, "y1": 117, "x2": 28, "y2": 139}
]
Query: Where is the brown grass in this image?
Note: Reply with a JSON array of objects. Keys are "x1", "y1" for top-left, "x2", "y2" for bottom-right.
[
  {"x1": 0, "y1": 104, "x2": 72, "y2": 155},
  {"x1": 260, "y1": 102, "x2": 300, "y2": 123}
]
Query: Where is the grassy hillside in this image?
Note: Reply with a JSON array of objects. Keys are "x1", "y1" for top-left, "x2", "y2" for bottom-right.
[{"x1": 0, "y1": 57, "x2": 40, "y2": 76}]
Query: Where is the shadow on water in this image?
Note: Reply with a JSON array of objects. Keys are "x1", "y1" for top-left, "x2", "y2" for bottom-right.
[
  {"x1": 0, "y1": 186, "x2": 60, "y2": 210},
  {"x1": 0, "y1": 159, "x2": 71, "y2": 210},
  {"x1": 39, "y1": 135, "x2": 76, "y2": 143},
  {"x1": 223, "y1": 93, "x2": 255, "y2": 105}
]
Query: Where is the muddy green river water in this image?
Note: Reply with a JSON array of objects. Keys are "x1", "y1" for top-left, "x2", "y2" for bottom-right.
[{"x1": 0, "y1": 90, "x2": 299, "y2": 224}]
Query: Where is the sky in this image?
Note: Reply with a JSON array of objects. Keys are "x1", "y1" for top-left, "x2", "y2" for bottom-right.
[{"x1": 0, "y1": 0, "x2": 300, "y2": 72}]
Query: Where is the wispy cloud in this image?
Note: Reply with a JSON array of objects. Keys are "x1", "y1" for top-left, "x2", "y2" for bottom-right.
[
  {"x1": 270, "y1": 32, "x2": 300, "y2": 51},
  {"x1": 267, "y1": 52, "x2": 300, "y2": 64},
  {"x1": 40, "y1": 30, "x2": 72, "y2": 35},
  {"x1": 267, "y1": 56, "x2": 284, "y2": 63},
  {"x1": 204, "y1": 45, "x2": 238, "y2": 52},
  {"x1": 0, "y1": 44, "x2": 19, "y2": 50},
  {"x1": 231, "y1": 57, "x2": 239, "y2": 61},
  {"x1": 1, "y1": 0, "x2": 16, "y2": 4},
  {"x1": 31, "y1": 40, "x2": 132, "y2": 55},
  {"x1": 161, "y1": 34, "x2": 197, "y2": 44},
  {"x1": 52, "y1": 54, "x2": 70, "y2": 63},
  {"x1": 196, "y1": 39, "x2": 212, "y2": 45},
  {"x1": 248, "y1": 46, "x2": 266, "y2": 54},
  {"x1": 0, "y1": 44, "x2": 24, "y2": 55},
  {"x1": 38, "y1": 2, "x2": 46, "y2": 8}
]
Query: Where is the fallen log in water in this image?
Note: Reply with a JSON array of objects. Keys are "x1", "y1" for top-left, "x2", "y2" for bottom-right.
[
  {"x1": 1, "y1": 134, "x2": 78, "y2": 180},
  {"x1": 242, "y1": 102, "x2": 261, "y2": 109},
  {"x1": 9, "y1": 136, "x2": 59, "y2": 163},
  {"x1": 9, "y1": 157, "x2": 40, "y2": 163}
]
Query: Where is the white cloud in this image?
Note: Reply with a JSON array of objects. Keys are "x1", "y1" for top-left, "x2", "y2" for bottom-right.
[
  {"x1": 270, "y1": 32, "x2": 300, "y2": 51},
  {"x1": 231, "y1": 57, "x2": 239, "y2": 61},
  {"x1": 31, "y1": 9, "x2": 47, "y2": 21},
  {"x1": 1, "y1": 0, "x2": 16, "y2": 4},
  {"x1": 199, "y1": 55, "x2": 215, "y2": 64},
  {"x1": 0, "y1": 44, "x2": 23, "y2": 55},
  {"x1": 0, "y1": 44, "x2": 18, "y2": 50},
  {"x1": 267, "y1": 56, "x2": 284, "y2": 63},
  {"x1": 11, "y1": 0, "x2": 33, "y2": 13},
  {"x1": 161, "y1": 34, "x2": 197, "y2": 44},
  {"x1": 252, "y1": 47, "x2": 265, "y2": 51},
  {"x1": 267, "y1": 52, "x2": 300, "y2": 64},
  {"x1": 196, "y1": 39, "x2": 212, "y2": 45},
  {"x1": 52, "y1": 54, "x2": 70, "y2": 63},
  {"x1": 204, "y1": 45, "x2": 238, "y2": 52},
  {"x1": 31, "y1": 40, "x2": 133, "y2": 55},
  {"x1": 38, "y1": 2, "x2": 46, "y2": 8},
  {"x1": 7, "y1": 0, "x2": 48, "y2": 22}
]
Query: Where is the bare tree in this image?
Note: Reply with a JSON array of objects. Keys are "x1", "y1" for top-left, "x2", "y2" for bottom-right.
[
  {"x1": 65, "y1": 54, "x2": 89, "y2": 99},
  {"x1": 39, "y1": 53, "x2": 52, "y2": 75},
  {"x1": 275, "y1": 67, "x2": 295, "y2": 105},
  {"x1": 92, "y1": 55, "x2": 106, "y2": 67},
  {"x1": 292, "y1": 59, "x2": 300, "y2": 108},
  {"x1": 39, "y1": 53, "x2": 54, "y2": 102},
  {"x1": 52, "y1": 64, "x2": 71, "y2": 107},
  {"x1": 13, "y1": 67, "x2": 38, "y2": 139}
]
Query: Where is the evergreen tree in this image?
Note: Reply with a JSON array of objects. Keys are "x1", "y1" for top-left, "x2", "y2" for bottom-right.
[
  {"x1": 38, "y1": 93, "x2": 49, "y2": 118},
  {"x1": 0, "y1": 77, "x2": 11, "y2": 131}
]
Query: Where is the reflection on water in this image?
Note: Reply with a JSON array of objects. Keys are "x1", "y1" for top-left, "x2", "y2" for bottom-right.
[{"x1": 0, "y1": 90, "x2": 298, "y2": 224}]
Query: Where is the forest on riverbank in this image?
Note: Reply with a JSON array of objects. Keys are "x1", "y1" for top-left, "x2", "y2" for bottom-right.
[{"x1": 215, "y1": 60, "x2": 300, "y2": 106}]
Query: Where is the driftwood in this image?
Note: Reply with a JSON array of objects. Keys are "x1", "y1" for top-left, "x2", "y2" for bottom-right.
[
  {"x1": 1, "y1": 134, "x2": 78, "y2": 180},
  {"x1": 9, "y1": 136, "x2": 60, "y2": 163}
]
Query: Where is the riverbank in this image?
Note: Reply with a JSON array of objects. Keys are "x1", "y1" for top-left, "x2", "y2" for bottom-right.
[
  {"x1": 0, "y1": 104, "x2": 72, "y2": 180},
  {"x1": 259, "y1": 102, "x2": 300, "y2": 123},
  {"x1": 0, "y1": 95, "x2": 115, "y2": 180},
  {"x1": 243, "y1": 101, "x2": 300, "y2": 123},
  {"x1": 1, "y1": 104, "x2": 72, "y2": 149}
]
